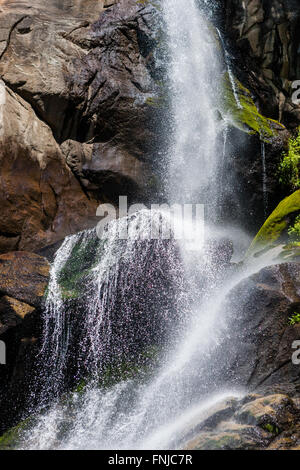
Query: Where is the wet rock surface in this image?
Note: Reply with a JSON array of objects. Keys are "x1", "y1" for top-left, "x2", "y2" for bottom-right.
[
  {"x1": 224, "y1": 0, "x2": 300, "y2": 127},
  {"x1": 222, "y1": 262, "x2": 300, "y2": 390},
  {"x1": 184, "y1": 392, "x2": 300, "y2": 450},
  {"x1": 182, "y1": 261, "x2": 300, "y2": 450},
  {"x1": 0, "y1": 251, "x2": 49, "y2": 433}
]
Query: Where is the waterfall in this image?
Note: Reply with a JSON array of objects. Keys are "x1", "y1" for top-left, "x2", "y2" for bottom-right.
[
  {"x1": 15, "y1": 1, "x2": 270, "y2": 450},
  {"x1": 261, "y1": 141, "x2": 268, "y2": 219},
  {"x1": 165, "y1": 0, "x2": 222, "y2": 210},
  {"x1": 216, "y1": 28, "x2": 242, "y2": 110},
  {"x1": 30, "y1": 211, "x2": 189, "y2": 408}
]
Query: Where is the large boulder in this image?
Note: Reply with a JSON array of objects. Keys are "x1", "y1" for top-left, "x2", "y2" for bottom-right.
[
  {"x1": 221, "y1": 262, "x2": 300, "y2": 391},
  {"x1": 0, "y1": 0, "x2": 162, "y2": 253},
  {"x1": 184, "y1": 393, "x2": 300, "y2": 450},
  {"x1": 247, "y1": 190, "x2": 300, "y2": 260}
]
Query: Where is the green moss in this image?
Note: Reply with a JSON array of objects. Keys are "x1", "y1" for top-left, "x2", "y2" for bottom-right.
[
  {"x1": 0, "y1": 417, "x2": 33, "y2": 450},
  {"x1": 193, "y1": 433, "x2": 248, "y2": 450},
  {"x1": 101, "y1": 345, "x2": 160, "y2": 389},
  {"x1": 73, "y1": 345, "x2": 161, "y2": 395},
  {"x1": 145, "y1": 96, "x2": 164, "y2": 108},
  {"x1": 57, "y1": 233, "x2": 105, "y2": 300},
  {"x1": 288, "y1": 215, "x2": 300, "y2": 242},
  {"x1": 288, "y1": 312, "x2": 300, "y2": 326},
  {"x1": 279, "y1": 128, "x2": 300, "y2": 190},
  {"x1": 136, "y1": 0, "x2": 161, "y2": 8},
  {"x1": 262, "y1": 423, "x2": 280, "y2": 435},
  {"x1": 247, "y1": 190, "x2": 300, "y2": 257},
  {"x1": 222, "y1": 73, "x2": 285, "y2": 140}
]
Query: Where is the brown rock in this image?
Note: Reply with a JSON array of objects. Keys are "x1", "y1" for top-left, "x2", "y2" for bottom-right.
[
  {"x1": 225, "y1": 0, "x2": 300, "y2": 126},
  {"x1": 220, "y1": 262, "x2": 300, "y2": 390},
  {"x1": 185, "y1": 424, "x2": 270, "y2": 450},
  {"x1": 183, "y1": 392, "x2": 300, "y2": 450},
  {"x1": 0, "y1": 295, "x2": 35, "y2": 335},
  {"x1": 0, "y1": 0, "x2": 161, "y2": 253},
  {"x1": 0, "y1": 75, "x2": 99, "y2": 253},
  {"x1": 0, "y1": 251, "x2": 50, "y2": 306},
  {"x1": 235, "y1": 394, "x2": 299, "y2": 431}
]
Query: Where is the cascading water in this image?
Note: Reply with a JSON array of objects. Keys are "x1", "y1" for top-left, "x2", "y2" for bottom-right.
[
  {"x1": 261, "y1": 141, "x2": 268, "y2": 219},
  {"x1": 164, "y1": 0, "x2": 222, "y2": 209},
  {"x1": 30, "y1": 211, "x2": 189, "y2": 409},
  {"x1": 15, "y1": 0, "x2": 274, "y2": 450},
  {"x1": 216, "y1": 28, "x2": 242, "y2": 111}
]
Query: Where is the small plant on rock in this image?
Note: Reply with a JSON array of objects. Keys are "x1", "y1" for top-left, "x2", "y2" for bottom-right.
[
  {"x1": 288, "y1": 312, "x2": 300, "y2": 326},
  {"x1": 288, "y1": 215, "x2": 300, "y2": 242},
  {"x1": 279, "y1": 128, "x2": 300, "y2": 190}
]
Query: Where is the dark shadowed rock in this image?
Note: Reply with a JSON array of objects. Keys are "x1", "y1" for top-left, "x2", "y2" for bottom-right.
[
  {"x1": 224, "y1": 0, "x2": 300, "y2": 127},
  {"x1": 222, "y1": 262, "x2": 300, "y2": 391}
]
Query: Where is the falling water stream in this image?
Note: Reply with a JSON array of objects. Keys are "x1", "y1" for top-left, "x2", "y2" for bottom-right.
[
  {"x1": 261, "y1": 141, "x2": 268, "y2": 219},
  {"x1": 216, "y1": 28, "x2": 242, "y2": 111},
  {"x1": 17, "y1": 1, "x2": 274, "y2": 450}
]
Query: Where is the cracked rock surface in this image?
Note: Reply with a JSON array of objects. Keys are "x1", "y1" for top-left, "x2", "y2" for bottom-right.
[
  {"x1": 224, "y1": 0, "x2": 300, "y2": 126},
  {"x1": 0, "y1": 0, "x2": 161, "y2": 253}
]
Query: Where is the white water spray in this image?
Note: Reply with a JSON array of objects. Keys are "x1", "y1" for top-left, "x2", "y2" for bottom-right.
[
  {"x1": 217, "y1": 28, "x2": 242, "y2": 111},
  {"x1": 165, "y1": 0, "x2": 222, "y2": 207}
]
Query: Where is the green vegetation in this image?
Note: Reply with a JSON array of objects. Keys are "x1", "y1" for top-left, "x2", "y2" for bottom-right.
[
  {"x1": 145, "y1": 96, "x2": 165, "y2": 108},
  {"x1": 57, "y1": 233, "x2": 104, "y2": 300},
  {"x1": 137, "y1": 0, "x2": 161, "y2": 7},
  {"x1": 247, "y1": 190, "x2": 300, "y2": 258},
  {"x1": 288, "y1": 312, "x2": 300, "y2": 326},
  {"x1": 279, "y1": 128, "x2": 300, "y2": 191},
  {"x1": 262, "y1": 423, "x2": 280, "y2": 435},
  {"x1": 73, "y1": 345, "x2": 160, "y2": 395},
  {"x1": 288, "y1": 215, "x2": 300, "y2": 242},
  {"x1": 222, "y1": 72, "x2": 285, "y2": 140},
  {"x1": 0, "y1": 417, "x2": 33, "y2": 450},
  {"x1": 102, "y1": 346, "x2": 160, "y2": 388}
]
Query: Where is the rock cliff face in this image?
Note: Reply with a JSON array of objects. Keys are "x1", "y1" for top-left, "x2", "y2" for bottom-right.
[
  {"x1": 0, "y1": 0, "x2": 162, "y2": 253},
  {"x1": 0, "y1": 0, "x2": 299, "y2": 248},
  {"x1": 224, "y1": 262, "x2": 300, "y2": 391},
  {"x1": 216, "y1": 0, "x2": 300, "y2": 231},
  {"x1": 224, "y1": 0, "x2": 300, "y2": 127},
  {"x1": 0, "y1": 0, "x2": 165, "y2": 433}
]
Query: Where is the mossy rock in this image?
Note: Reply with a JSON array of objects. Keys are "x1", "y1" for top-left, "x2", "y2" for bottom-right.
[
  {"x1": 73, "y1": 345, "x2": 161, "y2": 395},
  {"x1": 247, "y1": 190, "x2": 300, "y2": 260},
  {"x1": 221, "y1": 72, "x2": 285, "y2": 141},
  {"x1": 57, "y1": 230, "x2": 104, "y2": 300},
  {"x1": 278, "y1": 127, "x2": 300, "y2": 191},
  {"x1": 0, "y1": 417, "x2": 33, "y2": 450}
]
